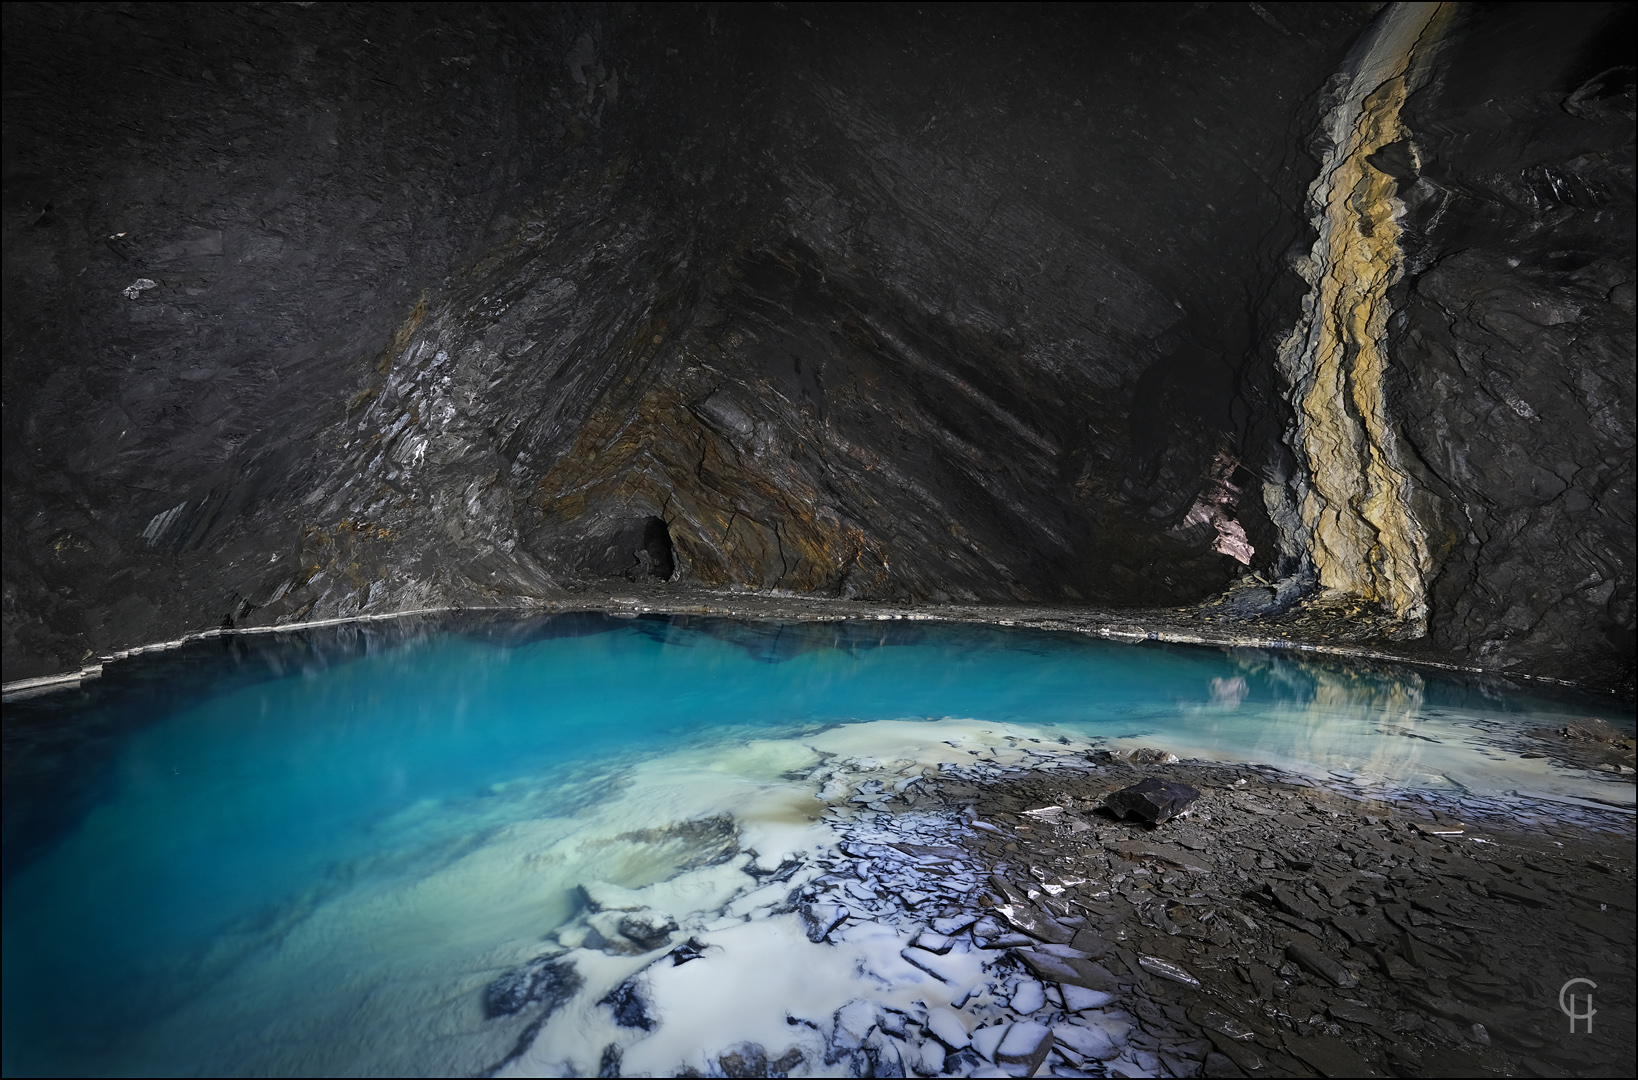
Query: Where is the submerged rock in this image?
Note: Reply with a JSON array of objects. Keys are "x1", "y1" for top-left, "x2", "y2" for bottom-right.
[
  {"x1": 482, "y1": 956, "x2": 582, "y2": 1019},
  {"x1": 617, "y1": 908, "x2": 679, "y2": 951},
  {"x1": 800, "y1": 901, "x2": 849, "y2": 943},
  {"x1": 600, "y1": 979, "x2": 656, "y2": 1031},
  {"x1": 1104, "y1": 777, "x2": 1200, "y2": 823},
  {"x1": 668, "y1": 936, "x2": 712, "y2": 966}
]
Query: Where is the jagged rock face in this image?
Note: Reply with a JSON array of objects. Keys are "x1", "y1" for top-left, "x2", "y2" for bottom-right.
[
  {"x1": 1385, "y1": 3, "x2": 1636, "y2": 686},
  {"x1": 1, "y1": 3, "x2": 1631, "y2": 689},
  {"x1": 1, "y1": 2, "x2": 1370, "y2": 676}
]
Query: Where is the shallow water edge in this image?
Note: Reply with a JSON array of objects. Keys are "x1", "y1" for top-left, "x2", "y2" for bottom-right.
[{"x1": 4, "y1": 588, "x2": 1626, "y2": 704}]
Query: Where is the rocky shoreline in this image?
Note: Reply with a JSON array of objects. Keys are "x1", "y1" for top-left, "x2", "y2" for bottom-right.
[
  {"x1": 944, "y1": 756, "x2": 1636, "y2": 1078},
  {"x1": 8, "y1": 587, "x2": 1629, "y2": 703},
  {"x1": 479, "y1": 730, "x2": 1634, "y2": 1079}
]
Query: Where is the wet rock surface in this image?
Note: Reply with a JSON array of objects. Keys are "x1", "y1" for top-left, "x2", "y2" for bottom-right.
[
  {"x1": 939, "y1": 757, "x2": 1637, "y2": 1078},
  {"x1": 465, "y1": 721, "x2": 1634, "y2": 1078}
]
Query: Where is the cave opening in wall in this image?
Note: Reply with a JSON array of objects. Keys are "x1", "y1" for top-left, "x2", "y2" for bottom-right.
[
  {"x1": 641, "y1": 516, "x2": 675, "y2": 582},
  {"x1": 2, "y1": 1, "x2": 1634, "y2": 1077}
]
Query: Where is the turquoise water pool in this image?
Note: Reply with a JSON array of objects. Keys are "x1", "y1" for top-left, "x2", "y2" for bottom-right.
[{"x1": 2, "y1": 613, "x2": 1630, "y2": 1076}]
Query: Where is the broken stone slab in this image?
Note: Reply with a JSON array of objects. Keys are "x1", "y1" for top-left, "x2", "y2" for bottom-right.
[
  {"x1": 888, "y1": 841, "x2": 967, "y2": 861},
  {"x1": 1137, "y1": 954, "x2": 1202, "y2": 988},
  {"x1": 912, "y1": 929, "x2": 954, "y2": 954},
  {"x1": 616, "y1": 908, "x2": 679, "y2": 950},
  {"x1": 1061, "y1": 985, "x2": 1116, "y2": 1011},
  {"x1": 1281, "y1": 1031, "x2": 1380, "y2": 1077},
  {"x1": 1486, "y1": 880, "x2": 1551, "y2": 906},
  {"x1": 1330, "y1": 912, "x2": 1383, "y2": 946},
  {"x1": 971, "y1": 1023, "x2": 1009, "y2": 1062},
  {"x1": 1204, "y1": 1030, "x2": 1265, "y2": 1075},
  {"x1": 1186, "y1": 1006, "x2": 1270, "y2": 1042},
  {"x1": 1010, "y1": 979, "x2": 1047, "y2": 1014},
  {"x1": 482, "y1": 955, "x2": 582, "y2": 1019},
  {"x1": 1204, "y1": 1049, "x2": 1250, "y2": 1077},
  {"x1": 1327, "y1": 999, "x2": 1391, "y2": 1032},
  {"x1": 995, "y1": 1020, "x2": 1054, "y2": 1071},
  {"x1": 668, "y1": 936, "x2": 711, "y2": 966},
  {"x1": 1105, "y1": 839, "x2": 1213, "y2": 874},
  {"x1": 831, "y1": 998, "x2": 879, "y2": 1053},
  {"x1": 1269, "y1": 885, "x2": 1326, "y2": 923},
  {"x1": 1397, "y1": 987, "x2": 1547, "y2": 1049},
  {"x1": 1285, "y1": 939, "x2": 1357, "y2": 988},
  {"x1": 931, "y1": 914, "x2": 980, "y2": 935},
  {"x1": 1266, "y1": 909, "x2": 1326, "y2": 939},
  {"x1": 925, "y1": 1007, "x2": 971, "y2": 1049},
  {"x1": 1052, "y1": 1020, "x2": 1124, "y2": 1062},
  {"x1": 987, "y1": 875, "x2": 1076, "y2": 944},
  {"x1": 800, "y1": 902, "x2": 849, "y2": 942},
  {"x1": 1104, "y1": 778, "x2": 1200, "y2": 823},
  {"x1": 1015, "y1": 947, "x2": 1122, "y2": 991},
  {"x1": 1069, "y1": 927, "x2": 1110, "y2": 957}
]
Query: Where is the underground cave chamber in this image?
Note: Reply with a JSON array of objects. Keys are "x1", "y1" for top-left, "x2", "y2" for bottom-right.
[{"x1": 2, "y1": 2, "x2": 1634, "y2": 1077}]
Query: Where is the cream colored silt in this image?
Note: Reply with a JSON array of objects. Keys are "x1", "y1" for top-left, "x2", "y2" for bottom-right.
[{"x1": 1277, "y1": 2, "x2": 1453, "y2": 632}]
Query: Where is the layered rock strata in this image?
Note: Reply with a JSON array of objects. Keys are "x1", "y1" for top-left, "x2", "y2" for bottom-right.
[
  {"x1": 2, "y1": 2, "x2": 1632, "y2": 690},
  {"x1": 1271, "y1": 2, "x2": 1450, "y2": 634}
]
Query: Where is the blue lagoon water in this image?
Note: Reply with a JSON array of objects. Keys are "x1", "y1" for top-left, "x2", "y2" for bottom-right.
[{"x1": 2, "y1": 613, "x2": 1631, "y2": 1076}]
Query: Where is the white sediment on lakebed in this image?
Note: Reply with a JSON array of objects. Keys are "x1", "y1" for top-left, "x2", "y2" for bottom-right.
[
  {"x1": 493, "y1": 718, "x2": 1133, "y2": 1078},
  {"x1": 101, "y1": 718, "x2": 1122, "y2": 1077},
  {"x1": 88, "y1": 711, "x2": 1630, "y2": 1077}
]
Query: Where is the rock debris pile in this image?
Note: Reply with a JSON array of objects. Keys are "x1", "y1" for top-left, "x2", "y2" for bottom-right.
[{"x1": 478, "y1": 735, "x2": 1635, "y2": 1078}]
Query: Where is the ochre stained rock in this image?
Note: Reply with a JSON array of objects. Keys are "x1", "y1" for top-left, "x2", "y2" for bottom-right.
[{"x1": 1277, "y1": 2, "x2": 1453, "y2": 633}]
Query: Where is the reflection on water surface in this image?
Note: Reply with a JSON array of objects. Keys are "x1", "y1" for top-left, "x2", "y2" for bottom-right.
[{"x1": 2, "y1": 613, "x2": 1631, "y2": 1075}]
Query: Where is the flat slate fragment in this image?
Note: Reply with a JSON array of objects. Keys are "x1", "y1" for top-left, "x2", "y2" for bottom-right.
[
  {"x1": 1104, "y1": 777, "x2": 1201, "y2": 824},
  {"x1": 1283, "y1": 1032, "x2": 1381, "y2": 1077}
]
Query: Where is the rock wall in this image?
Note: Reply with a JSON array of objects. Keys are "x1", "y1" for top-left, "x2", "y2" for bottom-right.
[
  {"x1": 1384, "y1": 2, "x2": 1636, "y2": 686},
  {"x1": 2, "y1": 2, "x2": 1632, "y2": 689},
  {"x1": 1271, "y1": 2, "x2": 1451, "y2": 633}
]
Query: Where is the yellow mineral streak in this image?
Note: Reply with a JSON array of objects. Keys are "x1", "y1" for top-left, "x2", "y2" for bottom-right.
[{"x1": 1282, "y1": 2, "x2": 1451, "y2": 630}]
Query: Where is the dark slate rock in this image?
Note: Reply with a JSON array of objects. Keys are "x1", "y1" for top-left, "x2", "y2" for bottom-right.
[
  {"x1": 1281, "y1": 1032, "x2": 1380, "y2": 1078},
  {"x1": 1204, "y1": 1050, "x2": 1249, "y2": 1077},
  {"x1": 1014, "y1": 947, "x2": 1121, "y2": 991},
  {"x1": 718, "y1": 1042, "x2": 768, "y2": 1078},
  {"x1": 1285, "y1": 940, "x2": 1356, "y2": 988},
  {"x1": 600, "y1": 979, "x2": 656, "y2": 1031},
  {"x1": 669, "y1": 936, "x2": 711, "y2": 966},
  {"x1": 483, "y1": 956, "x2": 583, "y2": 1020},
  {"x1": 617, "y1": 909, "x2": 679, "y2": 951},
  {"x1": 1104, "y1": 779, "x2": 1200, "y2": 824},
  {"x1": 1328, "y1": 1000, "x2": 1390, "y2": 1032},
  {"x1": 1271, "y1": 885, "x2": 1326, "y2": 923},
  {"x1": 1205, "y1": 1030, "x2": 1266, "y2": 1075},
  {"x1": 800, "y1": 902, "x2": 849, "y2": 943}
]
